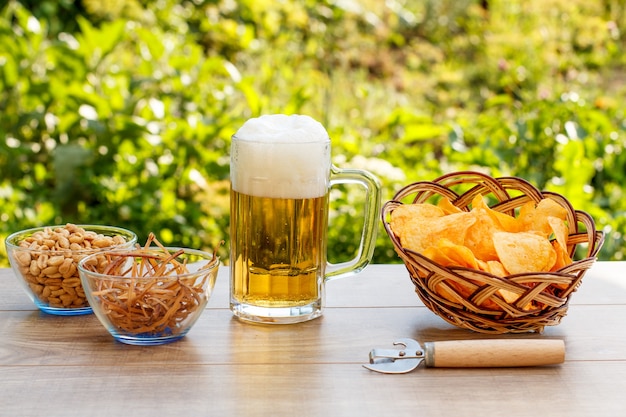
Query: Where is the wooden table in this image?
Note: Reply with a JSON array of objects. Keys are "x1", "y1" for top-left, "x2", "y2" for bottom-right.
[{"x1": 1, "y1": 262, "x2": 625, "y2": 417}]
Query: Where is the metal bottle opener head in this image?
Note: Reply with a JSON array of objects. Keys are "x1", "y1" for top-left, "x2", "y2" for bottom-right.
[{"x1": 363, "y1": 338, "x2": 425, "y2": 374}]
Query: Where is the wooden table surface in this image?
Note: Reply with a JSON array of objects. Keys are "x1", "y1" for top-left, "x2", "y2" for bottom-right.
[{"x1": 1, "y1": 262, "x2": 625, "y2": 417}]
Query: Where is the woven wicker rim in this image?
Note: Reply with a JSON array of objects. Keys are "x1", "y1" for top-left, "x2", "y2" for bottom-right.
[{"x1": 382, "y1": 171, "x2": 605, "y2": 333}]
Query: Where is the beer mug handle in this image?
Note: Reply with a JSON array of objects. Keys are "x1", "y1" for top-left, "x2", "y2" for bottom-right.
[{"x1": 325, "y1": 165, "x2": 381, "y2": 280}]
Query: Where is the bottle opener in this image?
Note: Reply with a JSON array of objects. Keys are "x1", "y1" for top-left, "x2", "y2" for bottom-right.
[{"x1": 363, "y1": 338, "x2": 565, "y2": 374}]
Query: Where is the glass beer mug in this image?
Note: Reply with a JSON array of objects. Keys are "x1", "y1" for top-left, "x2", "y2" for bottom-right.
[{"x1": 229, "y1": 114, "x2": 381, "y2": 324}]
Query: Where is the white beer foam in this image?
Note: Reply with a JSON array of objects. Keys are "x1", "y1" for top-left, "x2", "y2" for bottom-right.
[
  {"x1": 235, "y1": 114, "x2": 328, "y2": 143},
  {"x1": 231, "y1": 114, "x2": 330, "y2": 199}
]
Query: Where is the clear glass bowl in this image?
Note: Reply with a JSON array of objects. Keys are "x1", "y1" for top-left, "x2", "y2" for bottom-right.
[
  {"x1": 5, "y1": 224, "x2": 137, "y2": 315},
  {"x1": 78, "y1": 247, "x2": 219, "y2": 345}
]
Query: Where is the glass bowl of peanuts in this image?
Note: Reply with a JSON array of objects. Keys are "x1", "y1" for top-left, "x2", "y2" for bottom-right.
[
  {"x1": 77, "y1": 240, "x2": 220, "y2": 345},
  {"x1": 5, "y1": 224, "x2": 137, "y2": 315}
]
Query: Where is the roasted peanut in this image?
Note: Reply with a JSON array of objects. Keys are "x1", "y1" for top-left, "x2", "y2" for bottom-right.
[
  {"x1": 29, "y1": 261, "x2": 41, "y2": 277},
  {"x1": 59, "y1": 258, "x2": 74, "y2": 276},
  {"x1": 60, "y1": 294, "x2": 74, "y2": 307},
  {"x1": 92, "y1": 237, "x2": 112, "y2": 248},
  {"x1": 14, "y1": 251, "x2": 31, "y2": 267},
  {"x1": 62, "y1": 277, "x2": 81, "y2": 288},
  {"x1": 56, "y1": 235, "x2": 70, "y2": 249},
  {"x1": 62, "y1": 286, "x2": 77, "y2": 297},
  {"x1": 48, "y1": 255, "x2": 65, "y2": 266},
  {"x1": 41, "y1": 266, "x2": 59, "y2": 276},
  {"x1": 69, "y1": 235, "x2": 84, "y2": 244}
]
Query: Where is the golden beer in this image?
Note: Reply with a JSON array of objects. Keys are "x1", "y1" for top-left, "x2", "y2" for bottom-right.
[{"x1": 230, "y1": 190, "x2": 328, "y2": 308}]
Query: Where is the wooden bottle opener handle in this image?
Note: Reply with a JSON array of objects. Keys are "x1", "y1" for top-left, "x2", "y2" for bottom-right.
[{"x1": 423, "y1": 339, "x2": 565, "y2": 368}]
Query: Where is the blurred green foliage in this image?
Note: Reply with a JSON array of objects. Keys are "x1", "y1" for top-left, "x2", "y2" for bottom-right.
[{"x1": 1, "y1": 0, "x2": 626, "y2": 267}]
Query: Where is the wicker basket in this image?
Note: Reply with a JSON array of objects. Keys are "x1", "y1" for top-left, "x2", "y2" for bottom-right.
[{"x1": 382, "y1": 171, "x2": 605, "y2": 334}]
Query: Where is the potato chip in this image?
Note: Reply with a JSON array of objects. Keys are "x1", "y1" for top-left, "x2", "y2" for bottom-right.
[
  {"x1": 437, "y1": 197, "x2": 464, "y2": 214},
  {"x1": 471, "y1": 195, "x2": 519, "y2": 233},
  {"x1": 423, "y1": 238, "x2": 479, "y2": 269},
  {"x1": 466, "y1": 212, "x2": 503, "y2": 262},
  {"x1": 498, "y1": 288, "x2": 519, "y2": 304},
  {"x1": 518, "y1": 199, "x2": 568, "y2": 236},
  {"x1": 493, "y1": 231, "x2": 557, "y2": 274},
  {"x1": 536, "y1": 198, "x2": 568, "y2": 219},
  {"x1": 461, "y1": 196, "x2": 518, "y2": 261},
  {"x1": 477, "y1": 260, "x2": 507, "y2": 277},
  {"x1": 548, "y1": 216, "x2": 569, "y2": 251},
  {"x1": 391, "y1": 203, "x2": 445, "y2": 222},
  {"x1": 391, "y1": 207, "x2": 475, "y2": 254},
  {"x1": 550, "y1": 240, "x2": 573, "y2": 272},
  {"x1": 390, "y1": 204, "x2": 444, "y2": 250}
]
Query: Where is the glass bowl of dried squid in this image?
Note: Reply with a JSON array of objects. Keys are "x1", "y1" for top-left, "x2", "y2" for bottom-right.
[{"x1": 78, "y1": 236, "x2": 220, "y2": 345}]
